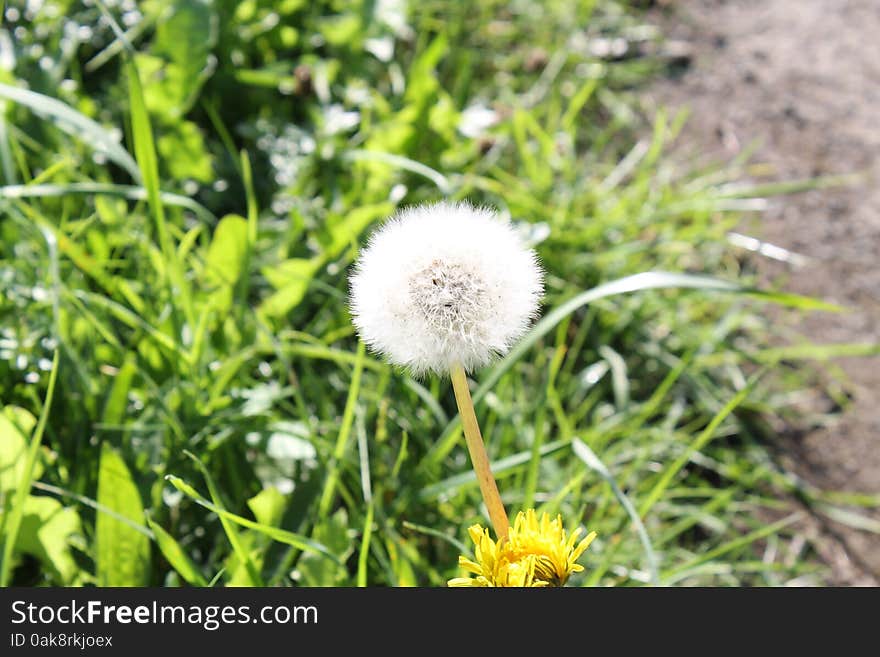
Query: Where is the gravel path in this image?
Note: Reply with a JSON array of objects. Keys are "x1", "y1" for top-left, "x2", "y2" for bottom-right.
[{"x1": 646, "y1": 0, "x2": 880, "y2": 584}]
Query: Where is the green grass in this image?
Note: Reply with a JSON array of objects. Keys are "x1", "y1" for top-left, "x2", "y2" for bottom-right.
[{"x1": 1, "y1": 0, "x2": 876, "y2": 587}]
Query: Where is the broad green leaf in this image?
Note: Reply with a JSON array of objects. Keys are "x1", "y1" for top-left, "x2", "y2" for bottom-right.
[
  {"x1": 203, "y1": 214, "x2": 249, "y2": 312},
  {"x1": 325, "y1": 203, "x2": 392, "y2": 255},
  {"x1": 0, "y1": 353, "x2": 58, "y2": 587},
  {"x1": 259, "y1": 202, "x2": 392, "y2": 318},
  {"x1": 262, "y1": 257, "x2": 320, "y2": 291},
  {"x1": 0, "y1": 407, "x2": 39, "y2": 492},
  {"x1": 226, "y1": 488, "x2": 287, "y2": 586},
  {"x1": 224, "y1": 536, "x2": 261, "y2": 587},
  {"x1": 129, "y1": 68, "x2": 170, "y2": 120},
  {"x1": 405, "y1": 33, "x2": 447, "y2": 103},
  {"x1": 297, "y1": 509, "x2": 352, "y2": 586},
  {"x1": 247, "y1": 487, "x2": 287, "y2": 528},
  {"x1": 157, "y1": 120, "x2": 213, "y2": 182},
  {"x1": 152, "y1": 0, "x2": 218, "y2": 116},
  {"x1": 259, "y1": 258, "x2": 321, "y2": 318},
  {"x1": 14, "y1": 496, "x2": 82, "y2": 584},
  {"x1": 96, "y1": 445, "x2": 150, "y2": 586},
  {"x1": 318, "y1": 14, "x2": 362, "y2": 47}
]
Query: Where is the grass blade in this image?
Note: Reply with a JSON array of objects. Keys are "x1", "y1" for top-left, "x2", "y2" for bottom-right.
[
  {"x1": 343, "y1": 149, "x2": 451, "y2": 193},
  {"x1": 182, "y1": 452, "x2": 263, "y2": 586},
  {"x1": 125, "y1": 57, "x2": 196, "y2": 338},
  {"x1": 0, "y1": 82, "x2": 141, "y2": 181},
  {"x1": 146, "y1": 518, "x2": 208, "y2": 586},
  {"x1": 0, "y1": 182, "x2": 216, "y2": 224},
  {"x1": 638, "y1": 372, "x2": 763, "y2": 519},
  {"x1": 662, "y1": 514, "x2": 801, "y2": 583},
  {"x1": 573, "y1": 438, "x2": 660, "y2": 585},
  {"x1": 421, "y1": 271, "x2": 827, "y2": 470},
  {"x1": 164, "y1": 474, "x2": 339, "y2": 564},
  {"x1": 356, "y1": 503, "x2": 374, "y2": 587},
  {"x1": 318, "y1": 341, "x2": 366, "y2": 515},
  {"x1": 29, "y1": 481, "x2": 152, "y2": 538},
  {"x1": 419, "y1": 439, "x2": 570, "y2": 501}
]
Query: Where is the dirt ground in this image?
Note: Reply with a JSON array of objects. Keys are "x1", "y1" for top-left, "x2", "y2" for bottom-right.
[{"x1": 644, "y1": 0, "x2": 880, "y2": 584}]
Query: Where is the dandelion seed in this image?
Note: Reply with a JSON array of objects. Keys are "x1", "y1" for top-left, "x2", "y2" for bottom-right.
[
  {"x1": 448, "y1": 509, "x2": 597, "y2": 587},
  {"x1": 349, "y1": 201, "x2": 543, "y2": 378}
]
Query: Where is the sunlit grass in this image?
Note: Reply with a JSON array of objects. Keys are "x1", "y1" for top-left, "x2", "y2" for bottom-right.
[{"x1": 1, "y1": 0, "x2": 876, "y2": 587}]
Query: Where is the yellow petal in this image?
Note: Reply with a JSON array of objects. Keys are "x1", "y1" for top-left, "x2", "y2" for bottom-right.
[
  {"x1": 447, "y1": 577, "x2": 479, "y2": 587},
  {"x1": 458, "y1": 557, "x2": 484, "y2": 575}
]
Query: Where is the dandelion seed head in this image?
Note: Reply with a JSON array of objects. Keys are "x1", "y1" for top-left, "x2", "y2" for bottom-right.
[{"x1": 349, "y1": 201, "x2": 544, "y2": 377}]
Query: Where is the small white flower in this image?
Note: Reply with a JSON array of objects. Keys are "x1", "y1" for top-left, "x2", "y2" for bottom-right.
[
  {"x1": 458, "y1": 104, "x2": 499, "y2": 139},
  {"x1": 349, "y1": 201, "x2": 544, "y2": 377}
]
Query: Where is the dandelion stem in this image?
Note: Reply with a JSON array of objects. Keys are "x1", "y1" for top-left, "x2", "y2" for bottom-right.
[{"x1": 449, "y1": 361, "x2": 510, "y2": 540}]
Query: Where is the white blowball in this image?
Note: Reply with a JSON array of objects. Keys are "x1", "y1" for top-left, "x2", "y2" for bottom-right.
[{"x1": 349, "y1": 201, "x2": 544, "y2": 377}]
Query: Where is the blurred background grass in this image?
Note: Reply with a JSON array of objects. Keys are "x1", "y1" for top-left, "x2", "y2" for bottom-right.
[{"x1": 1, "y1": 0, "x2": 875, "y2": 587}]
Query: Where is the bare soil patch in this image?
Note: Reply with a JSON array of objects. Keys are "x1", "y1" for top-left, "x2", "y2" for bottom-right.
[{"x1": 645, "y1": 0, "x2": 880, "y2": 584}]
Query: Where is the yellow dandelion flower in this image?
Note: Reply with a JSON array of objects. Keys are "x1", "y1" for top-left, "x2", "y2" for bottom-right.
[{"x1": 448, "y1": 509, "x2": 596, "y2": 587}]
